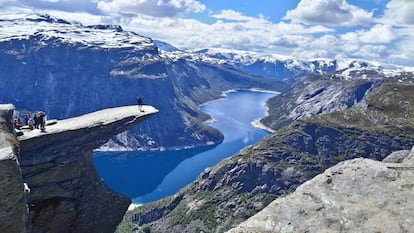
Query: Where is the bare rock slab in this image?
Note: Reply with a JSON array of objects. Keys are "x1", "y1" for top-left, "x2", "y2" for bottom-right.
[{"x1": 228, "y1": 147, "x2": 414, "y2": 233}]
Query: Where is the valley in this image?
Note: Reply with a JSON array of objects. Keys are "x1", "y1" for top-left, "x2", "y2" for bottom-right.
[{"x1": 0, "y1": 13, "x2": 413, "y2": 233}]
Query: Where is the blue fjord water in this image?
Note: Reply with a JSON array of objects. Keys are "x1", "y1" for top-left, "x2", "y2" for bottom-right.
[{"x1": 94, "y1": 90, "x2": 276, "y2": 204}]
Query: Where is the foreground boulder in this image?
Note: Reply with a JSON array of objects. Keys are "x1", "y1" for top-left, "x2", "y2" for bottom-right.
[{"x1": 228, "y1": 146, "x2": 414, "y2": 233}]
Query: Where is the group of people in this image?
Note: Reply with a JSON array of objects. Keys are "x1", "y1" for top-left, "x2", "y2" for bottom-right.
[{"x1": 14, "y1": 111, "x2": 47, "y2": 131}]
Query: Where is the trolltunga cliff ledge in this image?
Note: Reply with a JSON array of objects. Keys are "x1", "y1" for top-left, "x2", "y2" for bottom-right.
[{"x1": 17, "y1": 105, "x2": 158, "y2": 233}]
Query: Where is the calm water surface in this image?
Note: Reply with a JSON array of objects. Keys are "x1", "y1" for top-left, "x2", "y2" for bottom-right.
[{"x1": 94, "y1": 90, "x2": 276, "y2": 204}]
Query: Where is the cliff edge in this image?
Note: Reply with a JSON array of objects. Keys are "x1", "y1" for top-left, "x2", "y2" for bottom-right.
[
  {"x1": 0, "y1": 104, "x2": 158, "y2": 233},
  {"x1": 0, "y1": 104, "x2": 28, "y2": 233},
  {"x1": 228, "y1": 146, "x2": 414, "y2": 233}
]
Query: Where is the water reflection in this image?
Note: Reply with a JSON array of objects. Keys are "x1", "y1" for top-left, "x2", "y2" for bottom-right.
[
  {"x1": 94, "y1": 90, "x2": 276, "y2": 203},
  {"x1": 94, "y1": 145, "x2": 215, "y2": 197}
]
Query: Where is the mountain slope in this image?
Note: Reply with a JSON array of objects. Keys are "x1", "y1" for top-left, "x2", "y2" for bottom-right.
[{"x1": 118, "y1": 72, "x2": 414, "y2": 233}]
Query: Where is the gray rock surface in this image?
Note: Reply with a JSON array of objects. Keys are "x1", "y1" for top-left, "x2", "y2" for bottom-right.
[
  {"x1": 382, "y1": 149, "x2": 411, "y2": 163},
  {"x1": 16, "y1": 105, "x2": 158, "y2": 233},
  {"x1": 228, "y1": 146, "x2": 414, "y2": 233},
  {"x1": 0, "y1": 104, "x2": 28, "y2": 233}
]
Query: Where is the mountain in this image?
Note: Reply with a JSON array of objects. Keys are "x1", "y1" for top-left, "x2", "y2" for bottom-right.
[
  {"x1": 154, "y1": 40, "x2": 180, "y2": 52},
  {"x1": 118, "y1": 68, "x2": 414, "y2": 232},
  {"x1": 261, "y1": 62, "x2": 414, "y2": 130},
  {"x1": 194, "y1": 48, "x2": 338, "y2": 82},
  {"x1": 0, "y1": 13, "x2": 288, "y2": 151}
]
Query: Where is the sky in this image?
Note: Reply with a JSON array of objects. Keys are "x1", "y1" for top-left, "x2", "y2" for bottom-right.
[{"x1": 0, "y1": 0, "x2": 413, "y2": 66}]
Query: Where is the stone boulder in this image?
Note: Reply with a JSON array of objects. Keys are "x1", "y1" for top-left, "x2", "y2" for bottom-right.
[{"x1": 228, "y1": 146, "x2": 414, "y2": 233}]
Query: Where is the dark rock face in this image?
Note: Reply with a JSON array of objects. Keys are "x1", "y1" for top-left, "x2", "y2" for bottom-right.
[
  {"x1": 0, "y1": 105, "x2": 28, "y2": 233},
  {"x1": 14, "y1": 106, "x2": 158, "y2": 233},
  {"x1": 120, "y1": 79, "x2": 414, "y2": 233}
]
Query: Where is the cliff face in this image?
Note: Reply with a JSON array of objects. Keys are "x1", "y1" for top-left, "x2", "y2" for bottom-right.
[
  {"x1": 228, "y1": 146, "x2": 414, "y2": 233},
  {"x1": 119, "y1": 77, "x2": 414, "y2": 232},
  {"x1": 0, "y1": 104, "x2": 158, "y2": 233},
  {"x1": 0, "y1": 105, "x2": 28, "y2": 233}
]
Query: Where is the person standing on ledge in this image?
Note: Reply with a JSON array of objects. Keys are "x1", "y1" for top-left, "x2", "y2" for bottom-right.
[{"x1": 137, "y1": 96, "x2": 144, "y2": 112}]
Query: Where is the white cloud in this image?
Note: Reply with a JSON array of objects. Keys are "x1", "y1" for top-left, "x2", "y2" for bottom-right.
[
  {"x1": 211, "y1": 10, "x2": 256, "y2": 22},
  {"x1": 0, "y1": 0, "x2": 411, "y2": 66},
  {"x1": 359, "y1": 24, "x2": 396, "y2": 43},
  {"x1": 285, "y1": 0, "x2": 373, "y2": 26},
  {"x1": 96, "y1": 0, "x2": 206, "y2": 17},
  {"x1": 383, "y1": 0, "x2": 414, "y2": 25},
  {"x1": 342, "y1": 24, "x2": 397, "y2": 44}
]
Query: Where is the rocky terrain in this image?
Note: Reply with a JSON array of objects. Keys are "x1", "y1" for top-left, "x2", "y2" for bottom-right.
[
  {"x1": 228, "y1": 146, "x2": 414, "y2": 233},
  {"x1": 0, "y1": 104, "x2": 157, "y2": 233},
  {"x1": 118, "y1": 71, "x2": 414, "y2": 233}
]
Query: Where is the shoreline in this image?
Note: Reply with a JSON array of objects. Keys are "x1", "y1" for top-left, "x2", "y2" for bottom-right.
[
  {"x1": 96, "y1": 89, "x2": 279, "y2": 152},
  {"x1": 250, "y1": 93, "x2": 277, "y2": 133}
]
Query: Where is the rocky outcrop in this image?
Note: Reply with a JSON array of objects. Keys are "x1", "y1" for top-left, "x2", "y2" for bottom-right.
[
  {"x1": 15, "y1": 105, "x2": 158, "y2": 233},
  {"x1": 0, "y1": 104, "x2": 28, "y2": 233},
  {"x1": 228, "y1": 146, "x2": 414, "y2": 233}
]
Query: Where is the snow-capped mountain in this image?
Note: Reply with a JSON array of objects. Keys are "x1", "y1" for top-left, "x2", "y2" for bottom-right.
[
  {"x1": 0, "y1": 13, "x2": 287, "y2": 151},
  {"x1": 0, "y1": 13, "x2": 155, "y2": 50},
  {"x1": 157, "y1": 46, "x2": 413, "y2": 83},
  {"x1": 154, "y1": 40, "x2": 180, "y2": 52}
]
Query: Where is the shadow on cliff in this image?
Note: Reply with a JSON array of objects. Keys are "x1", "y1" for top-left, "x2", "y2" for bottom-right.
[{"x1": 93, "y1": 145, "x2": 216, "y2": 199}]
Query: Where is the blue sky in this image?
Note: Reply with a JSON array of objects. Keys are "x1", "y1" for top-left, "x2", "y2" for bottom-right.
[{"x1": 0, "y1": 0, "x2": 413, "y2": 66}]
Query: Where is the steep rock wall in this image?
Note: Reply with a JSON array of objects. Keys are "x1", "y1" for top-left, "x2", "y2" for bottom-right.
[{"x1": 0, "y1": 104, "x2": 28, "y2": 233}]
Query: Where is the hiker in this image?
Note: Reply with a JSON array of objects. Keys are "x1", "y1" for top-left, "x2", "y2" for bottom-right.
[
  {"x1": 16, "y1": 118, "x2": 23, "y2": 129},
  {"x1": 27, "y1": 117, "x2": 34, "y2": 130},
  {"x1": 24, "y1": 114, "x2": 30, "y2": 125},
  {"x1": 38, "y1": 111, "x2": 46, "y2": 131},
  {"x1": 34, "y1": 113, "x2": 40, "y2": 129},
  {"x1": 137, "y1": 96, "x2": 144, "y2": 112}
]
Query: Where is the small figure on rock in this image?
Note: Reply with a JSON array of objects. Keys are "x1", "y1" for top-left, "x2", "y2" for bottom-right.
[
  {"x1": 16, "y1": 118, "x2": 23, "y2": 129},
  {"x1": 38, "y1": 111, "x2": 46, "y2": 131},
  {"x1": 137, "y1": 96, "x2": 144, "y2": 112},
  {"x1": 34, "y1": 113, "x2": 40, "y2": 129},
  {"x1": 24, "y1": 113, "x2": 30, "y2": 125}
]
